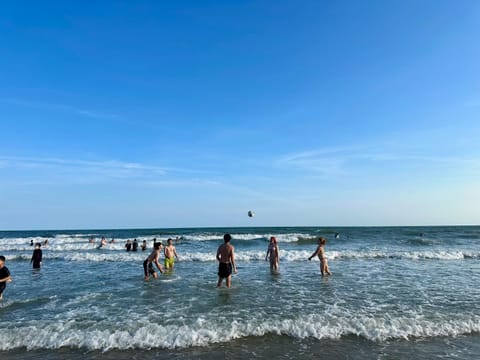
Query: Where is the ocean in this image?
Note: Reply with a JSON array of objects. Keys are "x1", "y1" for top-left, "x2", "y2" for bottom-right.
[{"x1": 0, "y1": 226, "x2": 479, "y2": 359}]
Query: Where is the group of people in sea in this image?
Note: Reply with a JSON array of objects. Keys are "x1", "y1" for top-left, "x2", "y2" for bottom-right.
[
  {"x1": 0, "y1": 233, "x2": 332, "y2": 300},
  {"x1": 143, "y1": 234, "x2": 332, "y2": 287}
]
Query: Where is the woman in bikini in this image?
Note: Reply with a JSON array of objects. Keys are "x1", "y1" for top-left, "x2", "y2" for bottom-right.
[
  {"x1": 308, "y1": 237, "x2": 332, "y2": 276},
  {"x1": 265, "y1": 236, "x2": 280, "y2": 273}
]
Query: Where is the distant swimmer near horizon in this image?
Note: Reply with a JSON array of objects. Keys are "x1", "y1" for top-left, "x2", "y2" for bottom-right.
[
  {"x1": 31, "y1": 243, "x2": 43, "y2": 269},
  {"x1": 97, "y1": 237, "x2": 107, "y2": 249},
  {"x1": 125, "y1": 239, "x2": 132, "y2": 252}
]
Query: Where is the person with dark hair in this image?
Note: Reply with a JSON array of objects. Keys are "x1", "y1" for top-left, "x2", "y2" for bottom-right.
[
  {"x1": 125, "y1": 240, "x2": 132, "y2": 252},
  {"x1": 0, "y1": 256, "x2": 12, "y2": 301},
  {"x1": 132, "y1": 239, "x2": 138, "y2": 252},
  {"x1": 265, "y1": 236, "x2": 279, "y2": 273},
  {"x1": 30, "y1": 239, "x2": 34, "y2": 246},
  {"x1": 143, "y1": 243, "x2": 164, "y2": 281},
  {"x1": 141, "y1": 240, "x2": 147, "y2": 251},
  {"x1": 97, "y1": 237, "x2": 107, "y2": 249},
  {"x1": 216, "y1": 233, "x2": 237, "y2": 288},
  {"x1": 31, "y1": 243, "x2": 43, "y2": 269},
  {"x1": 308, "y1": 237, "x2": 332, "y2": 276},
  {"x1": 164, "y1": 238, "x2": 178, "y2": 271}
]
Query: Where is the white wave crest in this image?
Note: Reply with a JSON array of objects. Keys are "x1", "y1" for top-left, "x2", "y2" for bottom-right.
[
  {"x1": 182, "y1": 233, "x2": 311, "y2": 242},
  {"x1": 0, "y1": 313, "x2": 478, "y2": 351},
  {"x1": 4, "y1": 249, "x2": 480, "y2": 263}
]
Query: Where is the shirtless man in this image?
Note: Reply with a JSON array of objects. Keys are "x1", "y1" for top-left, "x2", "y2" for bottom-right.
[
  {"x1": 143, "y1": 243, "x2": 164, "y2": 281},
  {"x1": 164, "y1": 238, "x2": 178, "y2": 271},
  {"x1": 216, "y1": 233, "x2": 237, "y2": 288}
]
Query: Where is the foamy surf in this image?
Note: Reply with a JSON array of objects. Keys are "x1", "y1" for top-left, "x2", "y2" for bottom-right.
[{"x1": 1, "y1": 313, "x2": 479, "y2": 351}]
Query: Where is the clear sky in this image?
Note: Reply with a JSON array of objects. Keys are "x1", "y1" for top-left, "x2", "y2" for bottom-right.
[{"x1": 1, "y1": 1, "x2": 479, "y2": 230}]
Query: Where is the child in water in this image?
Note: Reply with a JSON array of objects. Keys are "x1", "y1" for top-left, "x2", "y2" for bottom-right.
[{"x1": 308, "y1": 237, "x2": 332, "y2": 276}]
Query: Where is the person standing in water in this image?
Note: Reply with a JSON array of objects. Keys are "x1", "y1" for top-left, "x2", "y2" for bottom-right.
[
  {"x1": 265, "y1": 236, "x2": 279, "y2": 273},
  {"x1": 143, "y1": 243, "x2": 164, "y2": 281},
  {"x1": 97, "y1": 237, "x2": 107, "y2": 249},
  {"x1": 141, "y1": 240, "x2": 147, "y2": 251},
  {"x1": 216, "y1": 233, "x2": 237, "y2": 288},
  {"x1": 308, "y1": 237, "x2": 332, "y2": 276},
  {"x1": 31, "y1": 243, "x2": 43, "y2": 269},
  {"x1": 164, "y1": 238, "x2": 179, "y2": 271},
  {"x1": 0, "y1": 256, "x2": 12, "y2": 301},
  {"x1": 132, "y1": 239, "x2": 139, "y2": 252},
  {"x1": 125, "y1": 239, "x2": 132, "y2": 252}
]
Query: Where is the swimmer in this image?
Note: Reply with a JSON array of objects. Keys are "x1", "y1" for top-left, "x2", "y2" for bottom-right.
[
  {"x1": 143, "y1": 243, "x2": 164, "y2": 281},
  {"x1": 31, "y1": 243, "x2": 43, "y2": 269},
  {"x1": 265, "y1": 236, "x2": 279, "y2": 272},
  {"x1": 0, "y1": 256, "x2": 12, "y2": 301},
  {"x1": 141, "y1": 240, "x2": 147, "y2": 251},
  {"x1": 216, "y1": 234, "x2": 237, "y2": 288},
  {"x1": 164, "y1": 238, "x2": 178, "y2": 271},
  {"x1": 125, "y1": 239, "x2": 132, "y2": 252},
  {"x1": 97, "y1": 237, "x2": 107, "y2": 249},
  {"x1": 308, "y1": 237, "x2": 332, "y2": 276},
  {"x1": 132, "y1": 239, "x2": 138, "y2": 252}
]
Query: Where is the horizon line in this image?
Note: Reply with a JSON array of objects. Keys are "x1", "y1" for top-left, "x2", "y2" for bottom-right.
[{"x1": 1, "y1": 223, "x2": 479, "y2": 232}]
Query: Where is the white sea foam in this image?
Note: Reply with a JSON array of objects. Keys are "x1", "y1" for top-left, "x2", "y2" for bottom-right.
[
  {"x1": 4, "y1": 249, "x2": 480, "y2": 263},
  {"x1": 0, "y1": 313, "x2": 478, "y2": 350},
  {"x1": 182, "y1": 233, "x2": 311, "y2": 242}
]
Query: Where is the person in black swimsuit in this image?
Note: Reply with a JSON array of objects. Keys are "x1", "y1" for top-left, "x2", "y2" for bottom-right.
[
  {"x1": 0, "y1": 256, "x2": 12, "y2": 300},
  {"x1": 31, "y1": 243, "x2": 43, "y2": 269},
  {"x1": 216, "y1": 234, "x2": 237, "y2": 288}
]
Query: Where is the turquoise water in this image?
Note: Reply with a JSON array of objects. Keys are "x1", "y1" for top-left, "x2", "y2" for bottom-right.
[{"x1": 0, "y1": 226, "x2": 479, "y2": 359}]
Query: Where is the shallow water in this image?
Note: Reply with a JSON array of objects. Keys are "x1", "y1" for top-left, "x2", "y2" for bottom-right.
[{"x1": 0, "y1": 226, "x2": 479, "y2": 358}]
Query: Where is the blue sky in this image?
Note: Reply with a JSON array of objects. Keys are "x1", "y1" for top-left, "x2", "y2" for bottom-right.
[{"x1": 1, "y1": 1, "x2": 479, "y2": 229}]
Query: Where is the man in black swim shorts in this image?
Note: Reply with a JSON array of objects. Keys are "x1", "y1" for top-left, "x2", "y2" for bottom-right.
[{"x1": 216, "y1": 234, "x2": 237, "y2": 288}]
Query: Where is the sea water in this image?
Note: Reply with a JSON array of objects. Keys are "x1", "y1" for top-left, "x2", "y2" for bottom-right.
[{"x1": 0, "y1": 226, "x2": 479, "y2": 359}]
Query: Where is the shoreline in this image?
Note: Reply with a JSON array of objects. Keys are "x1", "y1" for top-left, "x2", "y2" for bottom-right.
[{"x1": 1, "y1": 334, "x2": 479, "y2": 359}]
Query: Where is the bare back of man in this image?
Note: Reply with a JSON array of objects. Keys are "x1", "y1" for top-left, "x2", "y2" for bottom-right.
[{"x1": 216, "y1": 234, "x2": 237, "y2": 288}]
